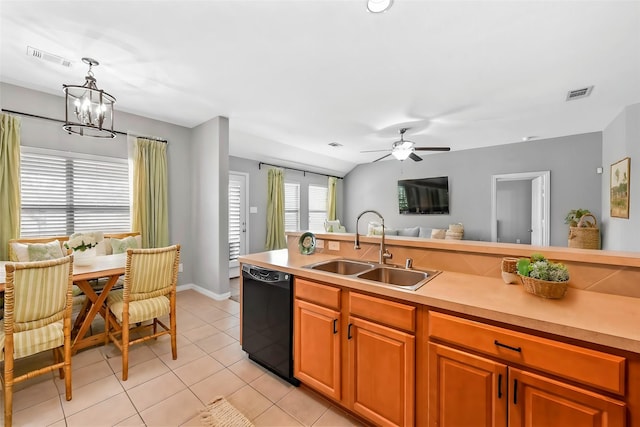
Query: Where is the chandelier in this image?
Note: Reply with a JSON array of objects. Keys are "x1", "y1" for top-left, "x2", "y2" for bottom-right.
[{"x1": 63, "y1": 58, "x2": 116, "y2": 138}]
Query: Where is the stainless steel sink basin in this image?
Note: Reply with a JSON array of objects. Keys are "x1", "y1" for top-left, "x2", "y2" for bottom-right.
[
  {"x1": 304, "y1": 259, "x2": 440, "y2": 291},
  {"x1": 357, "y1": 266, "x2": 440, "y2": 291},
  {"x1": 305, "y1": 259, "x2": 375, "y2": 275}
]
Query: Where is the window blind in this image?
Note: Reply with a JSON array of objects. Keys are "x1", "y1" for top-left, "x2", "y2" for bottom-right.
[
  {"x1": 308, "y1": 185, "x2": 328, "y2": 231},
  {"x1": 284, "y1": 182, "x2": 300, "y2": 232},
  {"x1": 20, "y1": 147, "x2": 130, "y2": 237},
  {"x1": 229, "y1": 179, "x2": 242, "y2": 261}
]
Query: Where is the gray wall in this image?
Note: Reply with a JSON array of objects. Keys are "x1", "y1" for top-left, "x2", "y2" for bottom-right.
[
  {"x1": 191, "y1": 117, "x2": 229, "y2": 295},
  {"x1": 1, "y1": 82, "x2": 194, "y2": 284},
  {"x1": 602, "y1": 103, "x2": 640, "y2": 251},
  {"x1": 344, "y1": 132, "x2": 603, "y2": 247},
  {"x1": 229, "y1": 156, "x2": 344, "y2": 255}
]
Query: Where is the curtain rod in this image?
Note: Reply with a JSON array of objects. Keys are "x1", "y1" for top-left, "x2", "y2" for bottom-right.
[
  {"x1": 258, "y1": 161, "x2": 343, "y2": 179},
  {"x1": 1, "y1": 108, "x2": 168, "y2": 143}
]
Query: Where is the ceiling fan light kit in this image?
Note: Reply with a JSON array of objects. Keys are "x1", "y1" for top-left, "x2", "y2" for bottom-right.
[
  {"x1": 362, "y1": 127, "x2": 451, "y2": 163},
  {"x1": 366, "y1": 0, "x2": 393, "y2": 13},
  {"x1": 63, "y1": 57, "x2": 116, "y2": 138}
]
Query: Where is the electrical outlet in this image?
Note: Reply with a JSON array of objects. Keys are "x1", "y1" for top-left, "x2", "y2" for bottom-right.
[
  {"x1": 315, "y1": 239, "x2": 324, "y2": 249},
  {"x1": 179, "y1": 263, "x2": 183, "y2": 273},
  {"x1": 328, "y1": 241, "x2": 340, "y2": 251}
]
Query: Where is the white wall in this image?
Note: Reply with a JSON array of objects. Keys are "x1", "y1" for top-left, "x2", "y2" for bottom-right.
[{"x1": 601, "y1": 103, "x2": 640, "y2": 251}]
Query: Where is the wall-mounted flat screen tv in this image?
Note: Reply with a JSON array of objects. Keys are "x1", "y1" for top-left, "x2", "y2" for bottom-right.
[{"x1": 398, "y1": 176, "x2": 449, "y2": 214}]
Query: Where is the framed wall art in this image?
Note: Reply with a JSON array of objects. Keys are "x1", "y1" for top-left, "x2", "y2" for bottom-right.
[{"x1": 610, "y1": 157, "x2": 630, "y2": 219}]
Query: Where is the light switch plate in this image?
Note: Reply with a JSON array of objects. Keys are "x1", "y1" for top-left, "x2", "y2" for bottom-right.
[
  {"x1": 250, "y1": 206, "x2": 258, "y2": 214},
  {"x1": 328, "y1": 241, "x2": 340, "y2": 251}
]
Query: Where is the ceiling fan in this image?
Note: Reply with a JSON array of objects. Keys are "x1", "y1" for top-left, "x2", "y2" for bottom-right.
[{"x1": 362, "y1": 128, "x2": 451, "y2": 162}]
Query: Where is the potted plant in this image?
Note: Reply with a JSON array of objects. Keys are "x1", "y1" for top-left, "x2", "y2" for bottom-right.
[
  {"x1": 564, "y1": 209, "x2": 594, "y2": 227},
  {"x1": 564, "y1": 209, "x2": 600, "y2": 249},
  {"x1": 517, "y1": 253, "x2": 569, "y2": 299},
  {"x1": 64, "y1": 234, "x2": 99, "y2": 266}
]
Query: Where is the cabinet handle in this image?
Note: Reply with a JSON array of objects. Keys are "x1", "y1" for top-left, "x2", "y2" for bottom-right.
[
  {"x1": 348, "y1": 323, "x2": 353, "y2": 339},
  {"x1": 494, "y1": 340, "x2": 522, "y2": 353},
  {"x1": 498, "y1": 374, "x2": 503, "y2": 399},
  {"x1": 513, "y1": 379, "x2": 518, "y2": 404},
  {"x1": 333, "y1": 319, "x2": 338, "y2": 334}
]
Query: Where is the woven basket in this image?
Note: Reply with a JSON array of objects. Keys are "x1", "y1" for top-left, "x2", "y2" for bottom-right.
[
  {"x1": 568, "y1": 214, "x2": 600, "y2": 249},
  {"x1": 501, "y1": 257, "x2": 519, "y2": 274},
  {"x1": 519, "y1": 275, "x2": 569, "y2": 299}
]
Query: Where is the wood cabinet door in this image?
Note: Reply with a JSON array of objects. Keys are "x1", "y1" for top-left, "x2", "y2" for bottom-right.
[
  {"x1": 348, "y1": 316, "x2": 415, "y2": 427},
  {"x1": 508, "y1": 368, "x2": 626, "y2": 427},
  {"x1": 293, "y1": 299, "x2": 341, "y2": 400},
  {"x1": 428, "y1": 343, "x2": 508, "y2": 427}
]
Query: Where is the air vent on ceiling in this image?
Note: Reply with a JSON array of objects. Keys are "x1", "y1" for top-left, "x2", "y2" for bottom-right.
[
  {"x1": 566, "y1": 86, "x2": 594, "y2": 101},
  {"x1": 328, "y1": 142, "x2": 343, "y2": 147},
  {"x1": 27, "y1": 46, "x2": 72, "y2": 68}
]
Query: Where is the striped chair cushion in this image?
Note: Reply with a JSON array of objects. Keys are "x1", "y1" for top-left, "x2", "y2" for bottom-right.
[
  {"x1": 0, "y1": 319, "x2": 64, "y2": 361},
  {"x1": 12, "y1": 262, "x2": 69, "y2": 332},
  {"x1": 107, "y1": 290, "x2": 170, "y2": 324},
  {"x1": 128, "y1": 250, "x2": 175, "y2": 296}
]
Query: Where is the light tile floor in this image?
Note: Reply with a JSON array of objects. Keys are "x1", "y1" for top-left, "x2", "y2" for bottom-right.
[{"x1": 1, "y1": 288, "x2": 368, "y2": 426}]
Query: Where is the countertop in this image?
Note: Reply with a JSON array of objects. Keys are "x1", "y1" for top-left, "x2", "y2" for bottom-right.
[{"x1": 240, "y1": 249, "x2": 640, "y2": 354}]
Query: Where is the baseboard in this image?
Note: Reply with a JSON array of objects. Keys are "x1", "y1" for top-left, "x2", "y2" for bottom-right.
[{"x1": 177, "y1": 283, "x2": 231, "y2": 301}]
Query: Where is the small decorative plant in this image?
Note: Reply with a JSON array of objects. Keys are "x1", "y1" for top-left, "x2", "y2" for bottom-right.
[
  {"x1": 517, "y1": 253, "x2": 569, "y2": 282},
  {"x1": 564, "y1": 209, "x2": 594, "y2": 228},
  {"x1": 65, "y1": 235, "x2": 98, "y2": 252}
]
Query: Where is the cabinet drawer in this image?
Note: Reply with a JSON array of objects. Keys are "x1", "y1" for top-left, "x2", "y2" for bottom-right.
[
  {"x1": 428, "y1": 311, "x2": 625, "y2": 395},
  {"x1": 350, "y1": 292, "x2": 416, "y2": 332},
  {"x1": 294, "y1": 278, "x2": 341, "y2": 310}
]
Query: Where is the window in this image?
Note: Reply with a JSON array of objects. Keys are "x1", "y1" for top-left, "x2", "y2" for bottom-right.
[
  {"x1": 228, "y1": 178, "x2": 242, "y2": 261},
  {"x1": 20, "y1": 147, "x2": 130, "y2": 237},
  {"x1": 308, "y1": 185, "x2": 328, "y2": 231},
  {"x1": 284, "y1": 182, "x2": 300, "y2": 232}
]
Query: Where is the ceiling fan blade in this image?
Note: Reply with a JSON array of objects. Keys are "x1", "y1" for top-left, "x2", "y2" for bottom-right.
[
  {"x1": 373, "y1": 153, "x2": 392, "y2": 162},
  {"x1": 409, "y1": 152, "x2": 423, "y2": 162},
  {"x1": 360, "y1": 149, "x2": 391, "y2": 153},
  {"x1": 414, "y1": 147, "x2": 451, "y2": 152}
]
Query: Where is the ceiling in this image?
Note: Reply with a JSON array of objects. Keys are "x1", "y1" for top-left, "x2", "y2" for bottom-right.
[{"x1": 2, "y1": 1, "x2": 639, "y2": 176}]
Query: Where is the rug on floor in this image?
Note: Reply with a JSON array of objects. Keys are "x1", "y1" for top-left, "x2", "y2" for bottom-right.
[{"x1": 201, "y1": 396, "x2": 253, "y2": 427}]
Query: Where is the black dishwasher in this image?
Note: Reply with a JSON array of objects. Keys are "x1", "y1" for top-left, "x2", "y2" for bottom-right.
[{"x1": 241, "y1": 264, "x2": 299, "y2": 386}]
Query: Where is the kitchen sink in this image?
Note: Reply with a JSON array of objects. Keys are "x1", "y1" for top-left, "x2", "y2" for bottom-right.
[
  {"x1": 304, "y1": 259, "x2": 440, "y2": 291},
  {"x1": 305, "y1": 259, "x2": 375, "y2": 275},
  {"x1": 357, "y1": 266, "x2": 439, "y2": 291}
]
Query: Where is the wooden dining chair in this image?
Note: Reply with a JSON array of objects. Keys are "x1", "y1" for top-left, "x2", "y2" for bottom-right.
[
  {"x1": 105, "y1": 245, "x2": 180, "y2": 380},
  {"x1": 1, "y1": 255, "x2": 74, "y2": 427}
]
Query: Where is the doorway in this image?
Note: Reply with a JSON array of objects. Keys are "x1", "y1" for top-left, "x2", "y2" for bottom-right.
[
  {"x1": 491, "y1": 171, "x2": 550, "y2": 246},
  {"x1": 229, "y1": 172, "x2": 249, "y2": 278}
]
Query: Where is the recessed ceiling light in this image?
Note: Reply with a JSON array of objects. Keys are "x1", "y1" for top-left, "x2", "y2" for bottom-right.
[{"x1": 367, "y1": 0, "x2": 393, "y2": 13}]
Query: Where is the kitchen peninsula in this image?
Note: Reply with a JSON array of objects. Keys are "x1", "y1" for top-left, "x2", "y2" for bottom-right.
[{"x1": 239, "y1": 232, "x2": 640, "y2": 427}]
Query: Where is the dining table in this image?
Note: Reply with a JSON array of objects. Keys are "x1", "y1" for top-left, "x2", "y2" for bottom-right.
[{"x1": 1, "y1": 253, "x2": 126, "y2": 354}]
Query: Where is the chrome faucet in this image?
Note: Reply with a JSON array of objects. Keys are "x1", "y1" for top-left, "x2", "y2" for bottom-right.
[{"x1": 354, "y1": 210, "x2": 393, "y2": 264}]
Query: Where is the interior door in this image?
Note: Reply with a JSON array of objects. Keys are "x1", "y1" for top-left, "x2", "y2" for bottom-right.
[
  {"x1": 530, "y1": 177, "x2": 543, "y2": 246},
  {"x1": 229, "y1": 172, "x2": 248, "y2": 278}
]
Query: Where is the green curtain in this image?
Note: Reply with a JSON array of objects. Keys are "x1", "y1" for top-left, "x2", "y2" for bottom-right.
[
  {"x1": 265, "y1": 168, "x2": 286, "y2": 250},
  {"x1": 0, "y1": 114, "x2": 21, "y2": 261},
  {"x1": 327, "y1": 176, "x2": 337, "y2": 221},
  {"x1": 132, "y1": 137, "x2": 169, "y2": 248}
]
